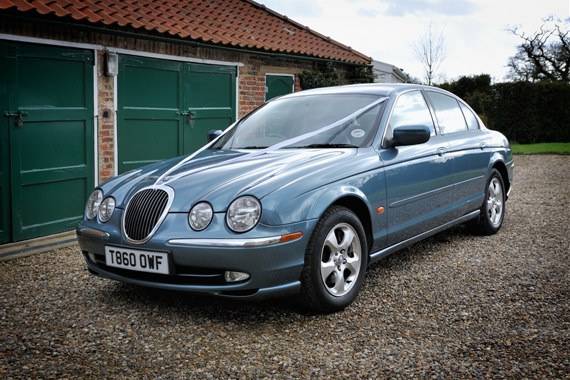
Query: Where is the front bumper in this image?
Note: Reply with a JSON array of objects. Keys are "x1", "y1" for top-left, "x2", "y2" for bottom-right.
[{"x1": 77, "y1": 211, "x2": 317, "y2": 300}]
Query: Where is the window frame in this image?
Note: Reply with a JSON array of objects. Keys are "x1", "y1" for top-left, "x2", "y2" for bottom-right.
[
  {"x1": 380, "y1": 89, "x2": 438, "y2": 148},
  {"x1": 424, "y1": 90, "x2": 469, "y2": 135}
]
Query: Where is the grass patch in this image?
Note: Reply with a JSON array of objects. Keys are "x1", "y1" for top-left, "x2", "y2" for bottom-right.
[{"x1": 511, "y1": 143, "x2": 570, "y2": 155}]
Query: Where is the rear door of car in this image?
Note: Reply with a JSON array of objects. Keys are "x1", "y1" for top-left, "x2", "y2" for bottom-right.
[
  {"x1": 424, "y1": 91, "x2": 488, "y2": 218},
  {"x1": 379, "y1": 90, "x2": 456, "y2": 246}
]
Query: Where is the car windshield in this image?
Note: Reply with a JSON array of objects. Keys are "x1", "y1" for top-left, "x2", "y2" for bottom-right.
[{"x1": 211, "y1": 94, "x2": 386, "y2": 150}]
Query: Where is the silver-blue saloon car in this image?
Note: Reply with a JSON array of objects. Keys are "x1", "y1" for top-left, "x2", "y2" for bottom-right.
[{"x1": 77, "y1": 83, "x2": 513, "y2": 312}]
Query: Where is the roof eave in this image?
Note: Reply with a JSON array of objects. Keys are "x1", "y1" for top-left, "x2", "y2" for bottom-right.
[{"x1": 0, "y1": 6, "x2": 371, "y2": 65}]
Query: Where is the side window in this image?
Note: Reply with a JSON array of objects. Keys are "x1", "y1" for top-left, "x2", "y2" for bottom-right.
[
  {"x1": 460, "y1": 102, "x2": 480, "y2": 130},
  {"x1": 386, "y1": 91, "x2": 435, "y2": 142},
  {"x1": 426, "y1": 92, "x2": 468, "y2": 134}
]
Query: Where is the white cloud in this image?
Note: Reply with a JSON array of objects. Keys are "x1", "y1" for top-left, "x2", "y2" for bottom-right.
[
  {"x1": 260, "y1": 0, "x2": 569, "y2": 82},
  {"x1": 263, "y1": 0, "x2": 323, "y2": 18},
  {"x1": 381, "y1": 0, "x2": 478, "y2": 17}
]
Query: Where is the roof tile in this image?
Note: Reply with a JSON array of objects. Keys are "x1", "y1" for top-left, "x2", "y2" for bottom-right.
[{"x1": 0, "y1": 0, "x2": 370, "y2": 64}]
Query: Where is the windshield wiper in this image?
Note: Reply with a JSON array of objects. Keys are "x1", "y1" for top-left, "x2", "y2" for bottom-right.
[
  {"x1": 289, "y1": 143, "x2": 359, "y2": 149},
  {"x1": 234, "y1": 146, "x2": 269, "y2": 149}
]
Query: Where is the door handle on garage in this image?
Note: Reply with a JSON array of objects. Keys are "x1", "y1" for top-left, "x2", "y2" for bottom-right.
[
  {"x1": 4, "y1": 110, "x2": 28, "y2": 127},
  {"x1": 186, "y1": 110, "x2": 195, "y2": 126},
  {"x1": 437, "y1": 147, "x2": 447, "y2": 156},
  {"x1": 177, "y1": 110, "x2": 195, "y2": 124}
]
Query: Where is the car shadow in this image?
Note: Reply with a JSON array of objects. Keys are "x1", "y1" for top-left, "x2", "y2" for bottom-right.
[
  {"x1": 97, "y1": 223, "x2": 481, "y2": 321},
  {"x1": 99, "y1": 279, "x2": 308, "y2": 323},
  {"x1": 370, "y1": 223, "x2": 477, "y2": 273}
]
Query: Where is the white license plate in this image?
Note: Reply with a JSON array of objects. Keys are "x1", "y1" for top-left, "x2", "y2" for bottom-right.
[{"x1": 105, "y1": 246, "x2": 170, "y2": 275}]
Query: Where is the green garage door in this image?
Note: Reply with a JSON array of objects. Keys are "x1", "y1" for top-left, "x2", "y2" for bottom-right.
[
  {"x1": 117, "y1": 55, "x2": 236, "y2": 173},
  {"x1": 265, "y1": 74, "x2": 294, "y2": 101},
  {"x1": 0, "y1": 41, "x2": 94, "y2": 243},
  {"x1": 0, "y1": 43, "x2": 9, "y2": 244}
]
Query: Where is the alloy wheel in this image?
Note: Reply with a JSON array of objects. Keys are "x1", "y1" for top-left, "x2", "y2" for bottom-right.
[
  {"x1": 487, "y1": 177, "x2": 504, "y2": 227},
  {"x1": 320, "y1": 223, "x2": 362, "y2": 297}
]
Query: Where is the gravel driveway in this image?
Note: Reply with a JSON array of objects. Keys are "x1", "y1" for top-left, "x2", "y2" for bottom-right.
[{"x1": 1, "y1": 155, "x2": 569, "y2": 379}]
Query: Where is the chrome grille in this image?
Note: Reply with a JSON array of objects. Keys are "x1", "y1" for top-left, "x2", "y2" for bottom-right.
[{"x1": 123, "y1": 187, "x2": 170, "y2": 243}]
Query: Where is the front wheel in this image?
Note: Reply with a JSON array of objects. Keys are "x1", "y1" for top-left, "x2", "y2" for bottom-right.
[
  {"x1": 470, "y1": 169, "x2": 506, "y2": 235},
  {"x1": 300, "y1": 206, "x2": 368, "y2": 313}
]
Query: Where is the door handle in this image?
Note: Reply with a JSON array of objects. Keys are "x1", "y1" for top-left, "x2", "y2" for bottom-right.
[
  {"x1": 480, "y1": 142, "x2": 487, "y2": 150},
  {"x1": 437, "y1": 147, "x2": 447, "y2": 156},
  {"x1": 4, "y1": 111, "x2": 28, "y2": 127},
  {"x1": 176, "y1": 110, "x2": 195, "y2": 122},
  {"x1": 185, "y1": 110, "x2": 195, "y2": 127}
]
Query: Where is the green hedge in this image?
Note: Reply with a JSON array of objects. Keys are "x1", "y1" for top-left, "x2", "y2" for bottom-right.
[
  {"x1": 440, "y1": 77, "x2": 570, "y2": 143},
  {"x1": 298, "y1": 62, "x2": 374, "y2": 90},
  {"x1": 486, "y1": 82, "x2": 570, "y2": 143}
]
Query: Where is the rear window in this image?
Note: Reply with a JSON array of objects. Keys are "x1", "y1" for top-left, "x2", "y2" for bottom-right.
[
  {"x1": 460, "y1": 103, "x2": 480, "y2": 130},
  {"x1": 426, "y1": 92, "x2": 468, "y2": 134}
]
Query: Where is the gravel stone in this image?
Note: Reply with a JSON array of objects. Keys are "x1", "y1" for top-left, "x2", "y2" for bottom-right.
[{"x1": 1, "y1": 155, "x2": 569, "y2": 379}]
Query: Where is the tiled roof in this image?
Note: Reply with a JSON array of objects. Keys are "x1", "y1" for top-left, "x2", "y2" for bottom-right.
[{"x1": 0, "y1": 0, "x2": 371, "y2": 64}]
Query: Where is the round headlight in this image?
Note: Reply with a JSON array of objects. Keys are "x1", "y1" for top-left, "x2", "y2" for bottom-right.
[
  {"x1": 226, "y1": 196, "x2": 261, "y2": 233},
  {"x1": 85, "y1": 189, "x2": 103, "y2": 220},
  {"x1": 189, "y1": 202, "x2": 214, "y2": 231},
  {"x1": 98, "y1": 197, "x2": 116, "y2": 223}
]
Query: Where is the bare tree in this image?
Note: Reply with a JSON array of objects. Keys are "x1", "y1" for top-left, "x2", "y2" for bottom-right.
[
  {"x1": 507, "y1": 18, "x2": 570, "y2": 82},
  {"x1": 414, "y1": 23, "x2": 446, "y2": 85}
]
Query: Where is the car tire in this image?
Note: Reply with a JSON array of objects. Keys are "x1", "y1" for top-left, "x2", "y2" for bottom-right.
[
  {"x1": 300, "y1": 206, "x2": 368, "y2": 313},
  {"x1": 470, "y1": 169, "x2": 506, "y2": 235}
]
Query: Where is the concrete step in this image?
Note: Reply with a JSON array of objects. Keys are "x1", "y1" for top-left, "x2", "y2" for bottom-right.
[{"x1": 0, "y1": 230, "x2": 77, "y2": 262}]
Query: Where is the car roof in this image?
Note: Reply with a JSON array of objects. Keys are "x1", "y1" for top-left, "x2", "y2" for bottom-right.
[{"x1": 282, "y1": 83, "x2": 452, "y2": 99}]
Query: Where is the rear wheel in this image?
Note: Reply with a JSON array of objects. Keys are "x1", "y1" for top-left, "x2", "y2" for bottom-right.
[
  {"x1": 300, "y1": 206, "x2": 368, "y2": 313},
  {"x1": 470, "y1": 169, "x2": 506, "y2": 235}
]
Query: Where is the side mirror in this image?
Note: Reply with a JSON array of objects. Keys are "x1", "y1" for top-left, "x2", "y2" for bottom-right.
[
  {"x1": 392, "y1": 125, "x2": 431, "y2": 147},
  {"x1": 207, "y1": 129, "x2": 223, "y2": 142}
]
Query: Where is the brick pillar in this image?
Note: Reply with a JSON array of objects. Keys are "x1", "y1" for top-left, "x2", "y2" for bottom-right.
[
  {"x1": 238, "y1": 62, "x2": 266, "y2": 118},
  {"x1": 96, "y1": 50, "x2": 116, "y2": 182}
]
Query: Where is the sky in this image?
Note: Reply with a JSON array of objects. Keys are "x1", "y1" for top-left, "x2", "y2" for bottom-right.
[{"x1": 259, "y1": 0, "x2": 569, "y2": 82}]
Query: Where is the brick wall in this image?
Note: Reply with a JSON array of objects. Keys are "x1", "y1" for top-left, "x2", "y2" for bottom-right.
[
  {"x1": 0, "y1": 15, "x2": 355, "y2": 182},
  {"x1": 238, "y1": 57, "x2": 308, "y2": 117}
]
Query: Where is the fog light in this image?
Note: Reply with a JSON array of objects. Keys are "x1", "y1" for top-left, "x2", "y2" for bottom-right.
[{"x1": 224, "y1": 271, "x2": 250, "y2": 282}]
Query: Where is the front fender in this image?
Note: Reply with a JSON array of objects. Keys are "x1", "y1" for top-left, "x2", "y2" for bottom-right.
[
  {"x1": 306, "y1": 185, "x2": 372, "y2": 220},
  {"x1": 261, "y1": 164, "x2": 386, "y2": 226},
  {"x1": 261, "y1": 185, "x2": 371, "y2": 225}
]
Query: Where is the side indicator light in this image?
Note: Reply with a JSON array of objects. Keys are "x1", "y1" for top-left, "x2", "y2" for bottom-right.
[
  {"x1": 280, "y1": 232, "x2": 304, "y2": 243},
  {"x1": 376, "y1": 206, "x2": 385, "y2": 215}
]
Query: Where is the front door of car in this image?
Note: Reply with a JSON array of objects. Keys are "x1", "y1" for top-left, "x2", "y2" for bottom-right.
[{"x1": 379, "y1": 90, "x2": 456, "y2": 246}]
